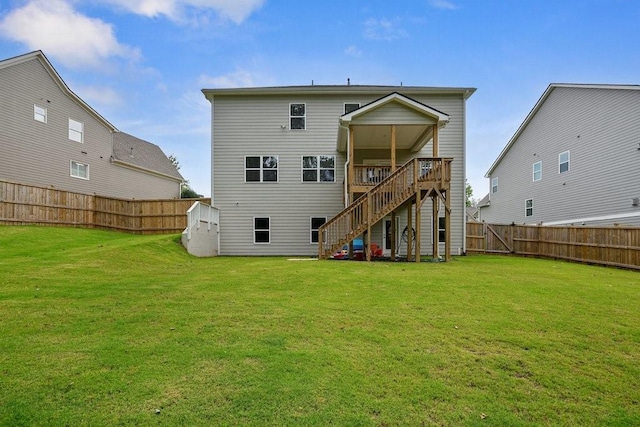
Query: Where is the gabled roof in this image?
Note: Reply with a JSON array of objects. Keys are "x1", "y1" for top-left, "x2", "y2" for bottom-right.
[
  {"x1": 112, "y1": 132, "x2": 184, "y2": 182},
  {"x1": 485, "y1": 83, "x2": 640, "y2": 177},
  {"x1": 339, "y1": 92, "x2": 450, "y2": 125},
  {"x1": 0, "y1": 50, "x2": 117, "y2": 132}
]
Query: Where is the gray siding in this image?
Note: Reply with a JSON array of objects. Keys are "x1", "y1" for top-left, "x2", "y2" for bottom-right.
[
  {"x1": 0, "y1": 56, "x2": 181, "y2": 200},
  {"x1": 211, "y1": 91, "x2": 468, "y2": 256},
  {"x1": 484, "y1": 86, "x2": 640, "y2": 226}
]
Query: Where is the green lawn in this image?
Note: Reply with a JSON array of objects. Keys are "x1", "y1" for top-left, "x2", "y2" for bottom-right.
[{"x1": 1, "y1": 226, "x2": 638, "y2": 426}]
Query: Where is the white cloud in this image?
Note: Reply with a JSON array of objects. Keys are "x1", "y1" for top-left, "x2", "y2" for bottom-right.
[
  {"x1": 0, "y1": 0, "x2": 139, "y2": 69},
  {"x1": 199, "y1": 69, "x2": 259, "y2": 88},
  {"x1": 344, "y1": 45, "x2": 362, "y2": 57},
  {"x1": 363, "y1": 18, "x2": 408, "y2": 41},
  {"x1": 103, "y1": 0, "x2": 265, "y2": 24},
  {"x1": 428, "y1": 0, "x2": 459, "y2": 10}
]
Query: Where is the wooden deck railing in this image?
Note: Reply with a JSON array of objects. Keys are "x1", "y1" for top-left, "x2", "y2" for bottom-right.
[{"x1": 318, "y1": 158, "x2": 451, "y2": 259}]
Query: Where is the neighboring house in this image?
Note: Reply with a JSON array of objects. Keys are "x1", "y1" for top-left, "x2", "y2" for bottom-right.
[
  {"x1": 475, "y1": 193, "x2": 491, "y2": 222},
  {"x1": 202, "y1": 85, "x2": 475, "y2": 258},
  {"x1": 483, "y1": 83, "x2": 640, "y2": 226},
  {"x1": 0, "y1": 51, "x2": 183, "y2": 199}
]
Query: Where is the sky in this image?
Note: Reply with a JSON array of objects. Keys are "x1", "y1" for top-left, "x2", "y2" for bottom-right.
[{"x1": 1, "y1": 0, "x2": 639, "y2": 199}]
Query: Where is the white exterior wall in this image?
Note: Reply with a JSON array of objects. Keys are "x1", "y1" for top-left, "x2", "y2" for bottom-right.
[
  {"x1": 0, "y1": 57, "x2": 181, "y2": 200},
  {"x1": 484, "y1": 87, "x2": 640, "y2": 226},
  {"x1": 211, "y1": 90, "x2": 468, "y2": 256}
]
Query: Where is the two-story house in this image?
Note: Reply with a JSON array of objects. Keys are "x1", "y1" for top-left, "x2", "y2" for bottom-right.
[
  {"x1": 481, "y1": 83, "x2": 640, "y2": 226},
  {"x1": 0, "y1": 51, "x2": 183, "y2": 200},
  {"x1": 202, "y1": 85, "x2": 475, "y2": 259}
]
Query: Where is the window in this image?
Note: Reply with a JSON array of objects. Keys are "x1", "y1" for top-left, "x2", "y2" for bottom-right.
[
  {"x1": 310, "y1": 217, "x2": 326, "y2": 243},
  {"x1": 245, "y1": 156, "x2": 278, "y2": 182},
  {"x1": 70, "y1": 160, "x2": 89, "y2": 180},
  {"x1": 559, "y1": 151, "x2": 570, "y2": 173},
  {"x1": 290, "y1": 103, "x2": 306, "y2": 130},
  {"x1": 302, "y1": 155, "x2": 335, "y2": 182},
  {"x1": 491, "y1": 177, "x2": 498, "y2": 194},
  {"x1": 69, "y1": 118, "x2": 83, "y2": 143},
  {"x1": 34, "y1": 105, "x2": 47, "y2": 123},
  {"x1": 525, "y1": 199, "x2": 533, "y2": 217},
  {"x1": 344, "y1": 103, "x2": 360, "y2": 114},
  {"x1": 254, "y1": 217, "x2": 270, "y2": 244},
  {"x1": 533, "y1": 161, "x2": 542, "y2": 181},
  {"x1": 438, "y1": 217, "x2": 446, "y2": 243}
]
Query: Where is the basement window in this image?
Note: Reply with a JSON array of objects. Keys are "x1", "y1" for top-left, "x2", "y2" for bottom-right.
[
  {"x1": 525, "y1": 199, "x2": 533, "y2": 217},
  {"x1": 310, "y1": 217, "x2": 326, "y2": 243},
  {"x1": 438, "y1": 217, "x2": 446, "y2": 243},
  {"x1": 254, "y1": 217, "x2": 270, "y2": 244}
]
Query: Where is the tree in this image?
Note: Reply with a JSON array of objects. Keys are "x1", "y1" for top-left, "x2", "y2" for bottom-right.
[
  {"x1": 465, "y1": 180, "x2": 474, "y2": 207},
  {"x1": 169, "y1": 154, "x2": 203, "y2": 198},
  {"x1": 168, "y1": 154, "x2": 181, "y2": 171}
]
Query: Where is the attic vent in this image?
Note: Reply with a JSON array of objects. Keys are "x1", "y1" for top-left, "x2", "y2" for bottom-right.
[
  {"x1": 130, "y1": 147, "x2": 134, "y2": 157},
  {"x1": 632, "y1": 197, "x2": 640, "y2": 207}
]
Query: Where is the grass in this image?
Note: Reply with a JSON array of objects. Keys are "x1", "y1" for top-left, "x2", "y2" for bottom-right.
[{"x1": 0, "y1": 225, "x2": 639, "y2": 426}]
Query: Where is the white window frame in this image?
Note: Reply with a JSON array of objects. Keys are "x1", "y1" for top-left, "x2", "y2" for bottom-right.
[
  {"x1": 34, "y1": 105, "x2": 47, "y2": 123},
  {"x1": 69, "y1": 118, "x2": 83, "y2": 143},
  {"x1": 244, "y1": 155, "x2": 279, "y2": 183},
  {"x1": 290, "y1": 103, "x2": 306, "y2": 130},
  {"x1": 301, "y1": 155, "x2": 336, "y2": 183},
  {"x1": 491, "y1": 177, "x2": 498, "y2": 194},
  {"x1": 310, "y1": 217, "x2": 327, "y2": 244},
  {"x1": 559, "y1": 151, "x2": 570, "y2": 174},
  {"x1": 344, "y1": 102, "x2": 360, "y2": 114},
  {"x1": 525, "y1": 199, "x2": 533, "y2": 217},
  {"x1": 533, "y1": 161, "x2": 542, "y2": 182},
  {"x1": 253, "y1": 217, "x2": 271, "y2": 244},
  {"x1": 70, "y1": 160, "x2": 89, "y2": 180}
]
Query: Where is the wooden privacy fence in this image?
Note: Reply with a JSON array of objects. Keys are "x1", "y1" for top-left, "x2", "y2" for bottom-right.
[
  {"x1": 467, "y1": 222, "x2": 640, "y2": 270},
  {"x1": 0, "y1": 180, "x2": 210, "y2": 234}
]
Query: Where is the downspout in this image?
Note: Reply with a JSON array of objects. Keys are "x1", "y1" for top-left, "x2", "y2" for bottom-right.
[{"x1": 340, "y1": 123, "x2": 350, "y2": 208}]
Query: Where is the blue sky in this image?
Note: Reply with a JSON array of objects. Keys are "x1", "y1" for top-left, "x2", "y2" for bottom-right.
[{"x1": 1, "y1": 0, "x2": 639, "y2": 199}]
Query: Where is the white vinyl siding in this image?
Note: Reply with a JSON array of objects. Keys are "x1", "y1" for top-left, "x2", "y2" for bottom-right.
[
  {"x1": 533, "y1": 161, "x2": 542, "y2": 181},
  {"x1": 559, "y1": 151, "x2": 569, "y2": 173},
  {"x1": 290, "y1": 103, "x2": 306, "y2": 130},
  {"x1": 70, "y1": 160, "x2": 89, "y2": 180},
  {"x1": 254, "y1": 217, "x2": 270, "y2": 244},
  {"x1": 310, "y1": 217, "x2": 326, "y2": 243},
  {"x1": 68, "y1": 118, "x2": 83, "y2": 142},
  {"x1": 34, "y1": 105, "x2": 47, "y2": 123},
  {"x1": 302, "y1": 155, "x2": 335, "y2": 182}
]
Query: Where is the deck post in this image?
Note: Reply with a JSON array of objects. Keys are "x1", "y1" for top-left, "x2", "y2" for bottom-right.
[
  {"x1": 391, "y1": 125, "x2": 396, "y2": 172},
  {"x1": 366, "y1": 192, "x2": 372, "y2": 261},
  {"x1": 415, "y1": 193, "x2": 421, "y2": 263},
  {"x1": 445, "y1": 190, "x2": 451, "y2": 261},
  {"x1": 432, "y1": 124, "x2": 439, "y2": 157},
  {"x1": 391, "y1": 211, "x2": 396, "y2": 261},
  {"x1": 348, "y1": 126, "x2": 355, "y2": 200},
  {"x1": 432, "y1": 196, "x2": 439, "y2": 260}
]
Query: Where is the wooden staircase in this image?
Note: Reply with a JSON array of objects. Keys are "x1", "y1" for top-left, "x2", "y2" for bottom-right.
[{"x1": 318, "y1": 157, "x2": 451, "y2": 259}]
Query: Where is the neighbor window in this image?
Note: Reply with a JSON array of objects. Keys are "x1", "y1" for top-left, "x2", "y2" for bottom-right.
[
  {"x1": 491, "y1": 177, "x2": 498, "y2": 194},
  {"x1": 310, "y1": 217, "x2": 327, "y2": 243},
  {"x1": 559, "y1": 151, "x2": 570, "y2": 173},
  {"x1": 438, "y1": 217, "x2": 446, "y2": 243},
  {"x1": 525, "y1": 199, "x2": 533, "y2": 217},
  {"x1": 69, "y1": 118, "x2": 83, "y2": 143},
  {"x1": 245, "y1": 156, "x2": 278, "y2": 182},
  {"x1": 34, "y1": 105, "x2": 47, "y2": 123},
  {"x1": 70, "y1": 160, "x2": 89, "y2": 180},
  {"x1": 254, "y1": 217, "x2": 270, "y2": 244},
  {"x1": 533, "y1": 161, "x2": 542, "y2": 181},
  {"x1": 344, "y1": 103, "x2": 360, "y2": 114},
  {"x1": 302, "y1": 155, "x2": 335, "y2": 182},
  {"x1": 290, "y1": 103, "x2": 306, "y2": 130}
]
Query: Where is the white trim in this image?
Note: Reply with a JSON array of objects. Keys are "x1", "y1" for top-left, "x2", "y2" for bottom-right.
[
  {"x1": 310, "y1": 216, "x2": 327, "y2": 244},
  {"x1": 70, "y1": 160, "x2": 89, "y2": 180},
  {"x1": 34, "y1": 104, "x2": 47, "y2": 123},
  {"x1": 533, "y1": 161, "x2": 542, "y2": 182},
  {"x1": 244, "y1": 155, "x2": 279, "y2": 183},
  {"x1": 253, "y1": 216, "x2": 271, "y2": 244},
  {"x1": 559, "y1": 150, "x2": 570, "y2": 174},
  {"x1": 289, "y1": 102, "x2": 306, "y2": 130}
]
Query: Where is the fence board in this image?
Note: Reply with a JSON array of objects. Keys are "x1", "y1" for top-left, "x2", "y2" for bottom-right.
[
  {"x1": 0, "y1": 180, "x2": 209, "y2": 234},
  {"x1": 467, "y1": 221, "x2": 640, "y2": 270}
]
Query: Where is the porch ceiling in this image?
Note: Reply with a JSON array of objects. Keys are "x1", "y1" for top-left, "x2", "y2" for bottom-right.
[{"x1": 349, "y1": 124, "x2": 434, "y2": 151}]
